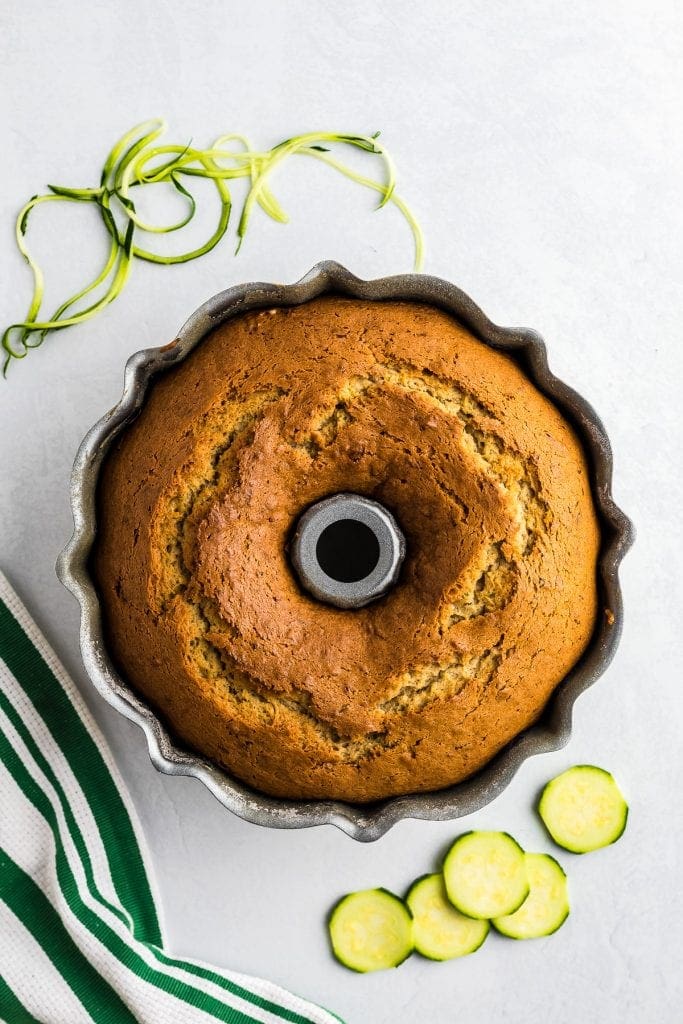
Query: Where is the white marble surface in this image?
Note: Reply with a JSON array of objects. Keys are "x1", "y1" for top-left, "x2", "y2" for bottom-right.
[{"x1": 1, "y1": 1, "x2": 682, "y2": 1021}]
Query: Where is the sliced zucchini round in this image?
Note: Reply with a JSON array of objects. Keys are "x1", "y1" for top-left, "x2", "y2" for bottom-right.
[
  {"x1": 492, "y1": 853, "x2": 569, "y2": 939},
  {"x1": 538, "y1": 765, "x2": 628, "y2": 854},
  {"x1": 406, "y1": 873, "x2": 489, "y2": 960},
  {"x1": 443, "y1": 831, "x2": 529, "y2": 920},
  {"x1": 328, "y1": 888, "x2": 413, "y2": 973}
]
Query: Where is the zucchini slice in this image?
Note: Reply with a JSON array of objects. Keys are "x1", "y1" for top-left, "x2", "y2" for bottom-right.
[
  {"x1": 492, "y1": 853, "x2": 569, "y2": 939},
  {"x1": 406, "y1": 873, "x2": 489, "y2": 960},
  {"x1": 538, "y1": 765, "x2": 628, "y2": 854},
  {"x1": 443, "y1": 831, "x2": 529, "y2": 920},
  {"x1": 328, "y1": 888, "x2": 413, "y2": 972}
]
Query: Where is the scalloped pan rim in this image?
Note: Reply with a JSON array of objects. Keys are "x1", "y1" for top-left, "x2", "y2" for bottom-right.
[{"x1": 56, "y1": 261, "x2": 634, "y2": 842}]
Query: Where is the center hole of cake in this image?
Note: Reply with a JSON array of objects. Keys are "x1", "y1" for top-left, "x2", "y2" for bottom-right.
[{"x1": 315, "y1": 518, "x2": 381, "y2": 583}]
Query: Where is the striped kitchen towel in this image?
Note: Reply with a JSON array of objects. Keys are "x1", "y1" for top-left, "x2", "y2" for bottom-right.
[{"x1": 0, "y1": 571, "x2": 341, "y2": 1024}]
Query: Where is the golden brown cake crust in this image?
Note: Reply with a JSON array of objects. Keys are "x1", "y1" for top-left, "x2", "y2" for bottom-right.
[{"x1": 95, "y1": 298, "x2": 600, "y2": 802}]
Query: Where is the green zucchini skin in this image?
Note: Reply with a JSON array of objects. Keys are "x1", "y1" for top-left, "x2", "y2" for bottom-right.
[
  {"x1": 328, "y1": 887, "x2": 414, "y2": 973},
  {"x1": 538, "y1": 765, "x2": 628, "y2": 854},
  {"x1": 443, "y1": 831, "x2": 530, "y2": 920},
  {"x1": 406, "y1": 873, "x2": 489, "y2": 961},
  {"x1": 492, "y1": 853, "x2": 570, "y2": 940},
  {"x1": 326, "y1": 767, "x2": 627, "y2": 970}
]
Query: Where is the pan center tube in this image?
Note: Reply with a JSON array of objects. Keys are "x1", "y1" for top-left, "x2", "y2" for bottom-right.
[{"x1": 289, "y1": 493, "x2": 406, "y2": 609}]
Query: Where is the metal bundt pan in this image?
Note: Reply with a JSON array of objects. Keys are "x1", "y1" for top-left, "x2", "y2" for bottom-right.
[{"x1": 56, "y1": 261, "x2": 634, "y2": 842}]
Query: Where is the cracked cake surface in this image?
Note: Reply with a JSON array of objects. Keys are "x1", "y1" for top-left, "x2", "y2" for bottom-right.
[{"x1": 95, "y1": 297, "x2": 600, "y2": 802}]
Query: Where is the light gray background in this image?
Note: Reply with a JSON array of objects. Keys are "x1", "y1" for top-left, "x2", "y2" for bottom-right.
[{"x1": 1, "y1": 2, "x2": 682, "y2": 1021}]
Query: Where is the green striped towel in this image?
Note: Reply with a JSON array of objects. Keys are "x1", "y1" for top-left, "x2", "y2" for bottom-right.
[{"x1": 0, "y1": 571, "x2": 341, "y2": 1024}]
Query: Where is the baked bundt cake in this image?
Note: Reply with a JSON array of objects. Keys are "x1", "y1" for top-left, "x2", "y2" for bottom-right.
[{"x1": 95, "y1": 298, "x2": 600, "y2": 802}]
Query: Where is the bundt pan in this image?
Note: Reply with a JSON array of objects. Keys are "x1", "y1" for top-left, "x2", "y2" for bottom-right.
[{"x1": 56, "y1": 262, "x2": 634, "y2": 841}]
